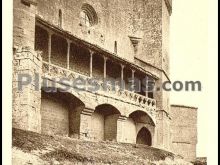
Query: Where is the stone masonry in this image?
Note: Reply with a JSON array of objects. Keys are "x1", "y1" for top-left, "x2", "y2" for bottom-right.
[{"x1": 12, "y1": 0, "x2": 197, "y2": 162}]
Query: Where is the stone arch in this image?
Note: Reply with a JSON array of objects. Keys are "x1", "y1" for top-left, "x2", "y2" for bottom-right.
[
  {"x1": 91, "y1": 104, "x2": 121, "y2": 141},
  {"x1": 129, "y1": 110, "x2": 155, "y2": 127},
  {"x1": 41, "y1": 87, "x2": 85, "y2": 137},
  {"x1": 123, "y1": 110, "x2": 155, "y2": 145},
  {"x1": 136, "y1": 127, "x2": 152, "y2": 146}
]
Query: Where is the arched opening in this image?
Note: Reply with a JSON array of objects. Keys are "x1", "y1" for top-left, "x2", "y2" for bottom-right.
[
  {"x1": 91, "y1": 104, "x2": 121, "y2": 141},
  {"x1": 41, "y1": 88, "x2": 85, "y2": 137},
  {"x1": 80, "y1": 3, "x2": 98, "y2": 27},
  {"x1": 124, "y1": 110, "x2": 155, "y2": 145},
  {"x1": 129, "y1": 111, "x2": 155, "y2": 126},
  {"x1": 80, "y1": 11, "x2": 91, "y2": 27},
  {"x1": 136, "y1": 127, "x2": 152, "y2": 146}
]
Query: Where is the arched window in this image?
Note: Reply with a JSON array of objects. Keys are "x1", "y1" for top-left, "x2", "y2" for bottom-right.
[
  {"x1": 80, "y1": 4, "x2": 98, "y2": 27},
  {"x1": 80, "y1": 11, "x2": 91, "y2": 27}
]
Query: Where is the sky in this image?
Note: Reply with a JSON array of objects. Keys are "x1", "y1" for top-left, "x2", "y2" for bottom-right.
[{"x1": 170, "y1": 0, "x2": 208, "y2": 157}]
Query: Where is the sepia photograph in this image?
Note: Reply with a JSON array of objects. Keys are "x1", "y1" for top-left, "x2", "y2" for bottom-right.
[{"x1": 2, "y1": 0, "x2": 218, "y2": 164}]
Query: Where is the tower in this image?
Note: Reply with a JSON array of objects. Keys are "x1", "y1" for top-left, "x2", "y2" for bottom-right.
[{"x1": 132, "y1": 0, "x2": 172, "y2": 150}]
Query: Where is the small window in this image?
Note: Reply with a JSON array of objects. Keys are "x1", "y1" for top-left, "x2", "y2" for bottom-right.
[
  {"x1": 114, "y1": 41, "x2": 118, "y2": 54},
  {"x1": 58, "y1": 9, "x2": 62, "y2": 28}
]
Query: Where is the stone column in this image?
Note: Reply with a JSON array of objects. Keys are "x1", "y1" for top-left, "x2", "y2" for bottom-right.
[
  {"x1": 121, "y1": 64, "x2": 124, "y2": 81},
  {"x1": 145, "y1": 76, "x2": 149, "y2": 97},
  {"x1": 66, "y1": 39, "x2": 71, "y2": 69},
  {"x1": 48, "y1": 31, "x2": 53, "y2": 71},
  {"x1": 12, "y1": 47, "x2": 42, "y2": 133},
  {"x1": 89, "y1": 50, "x2": 94, "y2": 77},
  {"x1": 131, "y1": 69, "x2": 135, "y2": 92},
  {"x1": 103, "y1": 57, "x2": 108, "y2": 79},
  {"x1": 69, "y1": 105, "x2": 94, "y2": 140}
]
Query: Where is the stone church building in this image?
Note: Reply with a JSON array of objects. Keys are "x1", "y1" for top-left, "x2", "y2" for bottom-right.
[{"x1": 12, "y1": 0, "x2": 198, "y2": 162}]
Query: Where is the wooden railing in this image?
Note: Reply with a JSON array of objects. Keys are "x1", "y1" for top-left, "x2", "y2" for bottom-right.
[{"x1": 42, "y1": 61, "x2": 156, "y2": 110}]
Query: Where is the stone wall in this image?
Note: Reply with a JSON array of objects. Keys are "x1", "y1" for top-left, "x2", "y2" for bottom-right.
[
  {"x1": 51, "y1": 35, "x2": 68, "y2": 68},
  {"x1": 105, "y1": 114, "x2": 119, "y2": 141},
  {"x1": 12, "y1": 0, "x2": 177, "y2": 154},
  {"x1": 13, "y1": 0, "x2": 37, "y2": 49},
  {"x1": 36, "y1": 0, "x2": 135, "y2": 61},
  {"x1": 170, "y1": 105, "x2": 197, "y2": 162},
  {"x1": 41, "y1": 92, "x2": 70, "y2": 136},
  {"x1": 123, "y1": 118, "x2": 136, "y2": 143},
  {"x1": 91, "y1": 111, "x2": 105, "y2": 141},
  {"x1": 12, "y1": 47, "x2": 42, "y2": 133}
]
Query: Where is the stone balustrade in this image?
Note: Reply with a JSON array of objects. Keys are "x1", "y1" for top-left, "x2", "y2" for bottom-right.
[{"x1": 42, "y1": 61, "x2": 156, "y2": 110}]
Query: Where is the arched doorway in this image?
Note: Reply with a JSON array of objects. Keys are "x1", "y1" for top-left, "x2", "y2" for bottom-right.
[
  {"x1": 41, "y1": 88, "x2": 85, "y2": 137},
  {"x1": 136, "y1": 127, "x2": 152, "y2": 146},
  {"x1": 91, "y1": 104, "x2": 121, "y2": 141},
  {"x1": 124, "y1": 110, "x2": 155, "y2": 145}
]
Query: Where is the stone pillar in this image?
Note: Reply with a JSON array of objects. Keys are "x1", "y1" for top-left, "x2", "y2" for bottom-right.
[
  {"x1": 131, "y1": 69, "x2": 135, "y2": 92},
  {"x1": 116, "y1": 115, "x2": 127, "y2": 143},
  {"x1": 48, "y1": 31, "x2": 53, "y2": 71},
  {"x1": 121, "y1": 64, "x2": 124, "y2": 81},
  {"x1": 89, "y1": 50, "x2": 94, "y2": 77},
  {"x1": 145, "y1": 76, "x2": 149, "y2": 97},
  {"x1": 12, "y1": 47, "x2": 42, "y2": 133},
  {"x1": 69, "y1": 105, "x2": 94, "y2": 140},
  {"x1": 103, "y1": 57, "x2": 108, "y2": 79},
  {"x1": 79, "y1": 107, "x2": 94, "y2": 140},
  {"x1": 66, "y1": 39, "x2": 71, "y2": 69}
]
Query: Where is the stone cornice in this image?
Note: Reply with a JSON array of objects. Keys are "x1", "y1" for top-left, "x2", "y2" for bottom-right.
[
  {"x1": 171, "y1": 104, "x2": 198, "y2": 110},
  {"x1": 134, "y1": 57, "x2": 171, "y2": 83}
]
